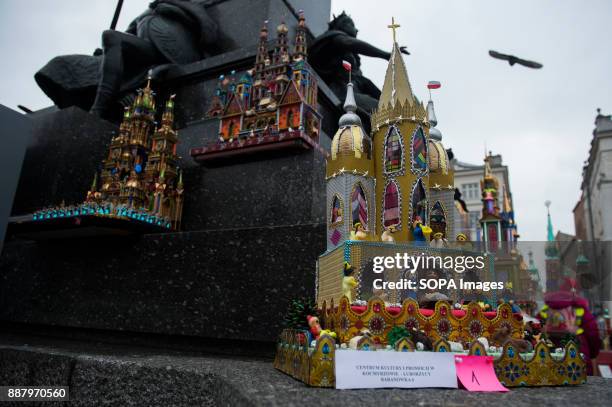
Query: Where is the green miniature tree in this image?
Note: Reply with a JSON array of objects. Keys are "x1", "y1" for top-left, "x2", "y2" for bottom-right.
[
  {"x1": 284, "y1": 297, "x2": 319, "y2": 330},
  {"x1": 387, "y1": 326, "x2": 411, "y2": 346}
]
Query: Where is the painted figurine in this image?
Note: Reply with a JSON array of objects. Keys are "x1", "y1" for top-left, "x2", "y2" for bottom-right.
[
  {"x1": 412, "y1": 216, "x2": 432, "y2": 244},
  {"x1": 454, "y1": 233, "x2": 474, "y2": 250},
  {"x1": 342, "y1": 262, "x2": 358, "y2": 303},
  {"x1": 306, "y1": 315, "x2": 336, "y2": 340},
  {"x1": 381, "y1": 225, "x2": 396, "y2": 242},
  {"x1": 539, "y1": 278, "x2": 600, "y2": 375},
  {"x1": 349, "y1": 222, "x2": 368, "y2": 240},
  {"x1": 429, "y1": 232, "x2": 448, "y2": 248}
]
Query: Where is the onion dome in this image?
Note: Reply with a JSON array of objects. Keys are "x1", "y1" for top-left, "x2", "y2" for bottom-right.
[
  {"x1": 428, "y1": 139, "x2": 449, "y2": 174},
  {"x1": 277, "y1": 21, "x2": 288, "y2": 34},
  {"x1": 331, "y1": 83, "x2": 371, "y2": 160}
]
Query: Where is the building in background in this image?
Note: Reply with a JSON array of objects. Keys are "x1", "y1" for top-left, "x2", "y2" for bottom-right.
[
  {"x1": 452, "y1": 152, "x2": 516, "y2": 241},
  {"x1": 575, "y1": 109, "x2": 612, "y2": 310}
]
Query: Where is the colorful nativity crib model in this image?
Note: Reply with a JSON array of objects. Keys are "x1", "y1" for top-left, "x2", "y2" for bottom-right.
[
  {"x1": 273, "y1": 298, "x2": 587, "y2": 388},
  {"x1": 274, "y1": 22, "x2": 586, "y2": 389}
]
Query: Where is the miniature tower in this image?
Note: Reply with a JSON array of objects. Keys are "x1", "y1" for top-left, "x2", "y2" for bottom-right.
[
  {"x1": 426, "y1": 97, "x2": 454, "y2": 239},
  {"x1": 325, "y1": 81, "x2": 375, "y2": 250},
  {"x1": 293, "y1": 10, "x2": 307, "y2": 61},
  {"x1": 501, "y1": 186, "x2": 518, "y2": 245},
  {"x1": 544, "y1": 200, "x2": 561, "y2": 291},
  {"x1": 370, "y1": 18, "x2": 429, "y2": 242},
  {"x1": 145, "y1": 94, "x2": 181, "y2": 222},
  {"x1": 479, "y1": 152, "x2": 503, "y2": 244},
  {"x1": 98, "y1": 74, "x2": 156, "y2": 208},
  {"x1": 253, "y1": 21, "x2": 269, "y2": 103},
  {"x1": 271, "y1": 21, "x2": 290, "y2": 97},
  {"x1": 527, "y1": 250, "x2": 541, "y2": 290},
  {"x1": 119, "y1": 76, "x2": 157, "y2": 209},
  {"x1": 85, "y1": 74, "x2": 184, "y2": 230}
]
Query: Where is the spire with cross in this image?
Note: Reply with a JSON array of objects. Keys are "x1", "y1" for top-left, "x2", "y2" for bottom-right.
[{"x1": 387, "y1": 17, "x2": 400, "y2": 43}]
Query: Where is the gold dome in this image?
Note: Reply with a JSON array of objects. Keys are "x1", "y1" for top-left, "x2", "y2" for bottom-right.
[
  {"x1": 331, "y1": 125, "x2": 371, "y2": 160},
  {"x1": 277, "y1": 22, "x2": 288, "y2": 34},
  {"x1": 428, "y1": 139, "x2": 449, "y2": 174}
]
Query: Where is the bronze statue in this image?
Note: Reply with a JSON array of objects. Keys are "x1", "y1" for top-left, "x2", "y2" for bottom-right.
[
  {"x1": 35, "y1": 0, "x2": 220, "y2": 119},
  {"x1": 309, "y1": 12, "x2": 409, "y2": 125}
]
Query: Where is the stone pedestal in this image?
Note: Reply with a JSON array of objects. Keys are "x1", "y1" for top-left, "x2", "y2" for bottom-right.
[{"x1": 0, "y1": 224, "x2": 324, "y2": 342}]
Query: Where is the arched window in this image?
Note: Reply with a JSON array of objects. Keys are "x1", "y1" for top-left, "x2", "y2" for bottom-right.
[
  {"x1": 430, "y1": 201, "x2": 447, "y2": 237},
  {"x1": 383, "y1": 180, "x2": 401, "y2": 228},
  {"x1": 287, "y1": 110, "x2": 294, "y2": 128},
  {"x1": 351, "y1": 183, "x2": 368, "y2": 229},
  {"x1": 330, "y1": 195, "x2": 343, "y2": 225},
  {"x1": 384, "y1": 125, "x2": 404, "y2": 174},
  {"x1": 411, "y1": 126, "x2": 428, "y2": 172},
  {"x1": 411, "y1": 178, "x2": 427, "y2": 225}
]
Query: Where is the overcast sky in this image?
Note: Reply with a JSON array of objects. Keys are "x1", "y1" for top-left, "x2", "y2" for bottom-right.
[{"x1": 1, "y1": 0, "x2": 611, "y2": 243}]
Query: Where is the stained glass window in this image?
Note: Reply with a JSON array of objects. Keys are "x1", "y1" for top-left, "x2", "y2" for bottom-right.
[
  {"x1": 412, "y1": 127, "x2": 427, "y2": 171},
  {"x1": 383, "y1": 181, "x2": 401, "y2": 228},
  {"x1": 430, "y1": 201, "x2": 447, "y2": 237},
  {"x1": 351, "y1": 183, "x2": 368, "y2": 229},
  {"x1": 384, "y1": 126, "x2": 403, "y2": 173},
  {"x1": 411, "y1": 179, "x2": 427, "y2": 225},
  {"x1": 330, "y1": 195, "x2": 343, "y2": 224}
]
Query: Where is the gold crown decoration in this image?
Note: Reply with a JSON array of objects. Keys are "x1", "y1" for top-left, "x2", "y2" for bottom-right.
[
  {"x1": 371, "y1": 100, "x2": 428, "y2": 131},
  {"x1": 274, "y1": 329, "x2": 587, "y2": 388},
  {"x1": 319, "y1": 297, "x2": 523, "y2": 346}
]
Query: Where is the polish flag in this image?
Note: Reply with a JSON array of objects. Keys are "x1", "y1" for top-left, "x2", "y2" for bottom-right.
[
  {"x1": 342, "y1": 60, "x2": 352, "y2": 71},
  {"x1": 427, "y1": 81, "x2": 441, "y2": 89}
]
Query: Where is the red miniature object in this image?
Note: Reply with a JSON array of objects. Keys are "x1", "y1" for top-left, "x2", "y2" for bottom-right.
[
  {"x1": 541, "y1": 278, "x2": 601, "y2": 375},
  {"x1": 307, "y1": 314, "x2": 322, "y2": 339}
]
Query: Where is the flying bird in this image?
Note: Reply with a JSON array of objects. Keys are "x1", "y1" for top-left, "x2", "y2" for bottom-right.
[{"x1": 488, "y1": 50, "x2": 543, "y2": 69}]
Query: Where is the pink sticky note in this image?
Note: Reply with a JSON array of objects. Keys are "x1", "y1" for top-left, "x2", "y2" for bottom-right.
[{"x1": 454, "y1": 355, "x2": 509, "y2": 392}]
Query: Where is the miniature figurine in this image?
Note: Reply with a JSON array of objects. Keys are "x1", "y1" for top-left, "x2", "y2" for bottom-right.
[
  {"x1": 306, "y1": 315, "x2": 336, "y2": 340},
  {"x1": 381, "y1": 225, "x2": 396, "y2": 242},
  {"x1": 539, "y1": 278, "x2": 601, "y2": 375},
  {"x1": 491, "y1": 325, "x2": 533, "y2": 353},
  {"x1": 342, "y1": 262, "x2": 358, "y2": 303},
  {"x1": 429, "y1": 232, "x2": 448, "y2": 248},
  {"x1": 412, "y1": 216, "x2": 432, "y2": 244},
  {"x1": 349, "y1": 222, "x2": 368, "y2": 240}
]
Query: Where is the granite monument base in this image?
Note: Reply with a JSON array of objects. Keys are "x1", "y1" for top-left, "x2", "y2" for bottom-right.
[{"x1": 0, "y1": 224, "x2": 325, "y2": 343}]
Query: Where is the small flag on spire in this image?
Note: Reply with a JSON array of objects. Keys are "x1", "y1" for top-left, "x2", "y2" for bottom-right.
[
  {"x1": 427, "y1": 81, "x2": 441, "y2": 89},
  {"x1": 342, "y1": 60, "x2": 352, "y2": 71}
]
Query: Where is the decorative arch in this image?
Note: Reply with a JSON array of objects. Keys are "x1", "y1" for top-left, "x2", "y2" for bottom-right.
[
  {"x1": 430, "y1": 201, "x2": 447, "y2": 238},
  {"x1": 330, "y1": 194, "x2": 344, "y2": 227},
  {"x1": 382, "y1": 179, "x2": 401, "y2": 229},
  {"x1": 410, "y1": 178, "x2": 428, "y2": 226},
  {"x1": 411, "y1": 126, "x2": 428, "y2": 174},
  {"x1": 286, "y1": 109, "x2": 294, "y2": 128},
  {"x1": 383, "y1": 125, "x2": 404, "y2": 175},
  {"x1": 351, "y1": 182, "x2": 368, "y2": 229}
]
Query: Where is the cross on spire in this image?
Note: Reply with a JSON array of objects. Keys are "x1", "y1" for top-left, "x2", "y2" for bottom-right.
[{"x1": 388, "y1": 17, "x2": 400, "y2": 43}]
